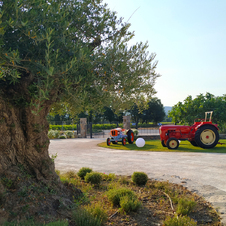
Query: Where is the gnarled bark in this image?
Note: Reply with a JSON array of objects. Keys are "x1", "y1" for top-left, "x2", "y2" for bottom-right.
[
  {"x1": 0, "y1": 96, "x2": 58, "y2": 184},
  {"x1": 0, "y1": 87, "x2": 83, "y2": 223}
]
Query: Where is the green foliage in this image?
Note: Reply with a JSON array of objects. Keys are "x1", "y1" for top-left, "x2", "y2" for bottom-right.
[
  {"x1": 85, "y1": 203, "x2": 108, "y2": 224},
  {"x1": 59, "y1": 134, "x2": 67, "y2": 139},
  {"x1": 48, "y1": 130, "x2": 60, "y2": 139},
  {"x1": 132, "y1": 129, "x2": 139, "y2": 136},
  {"x1": 51, "y1": 153, "x2": 58, "y2": 163},
  {"x1": 64, "y1": 130, "x2": 74, "y2": 138},
  {"x1": 119, "y1": 195, "x2": 141, "y2": 213},
  {"x1": 132, "y1": 172, "x2": 148, "y2": 186},
  {"x1": 78, "y1": 167, "x2": 93, "y2": 180},
  {"x1": 169, "y1": 93, "x2": 226, "y2": 133},
  {"x1": 142, "y1": 98, "x2": 166, "y2": 124},
  {"x1": 101, "y1": 173, "x2": 116, "y2": 182},
  {"x1": 0, "y1": 0, "x2": 159, "y2": 116},
  {"x1": 49, "y1": 125, "x2": 77, "y2": 131},
  {"x1": 72, "y1": 208, "x2": 101, "y2": 226},
  {"x1": 1, "y1": 177, "x2": 13, "y2": 189},
  {"x1": 85, "y1": 172, "x2": 102, "y2": 185},
  {"x1": 163, "y1": 215, "x2": 197, "y2": 226},
  {"x1": 107, "y1": 188, "x2": 136, "y2": 206},
  {"x1": 176, "y1": 198, "x2": 197, "y2": 216}
]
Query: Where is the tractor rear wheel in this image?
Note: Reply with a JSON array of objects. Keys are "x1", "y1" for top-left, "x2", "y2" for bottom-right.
[
  {"x1": 195, "y1": 125, "x2": 219, "y2": 149},
  {"x1": 122, "y1": 138, "x2": 126, "y2": 146},
  {"x1": 190, "y1": 140, "x2": 198, "y2": 147},
  {"x1": 127, "y1": 129, "x2": 134, "y2": 144},
  {"x1": 166, "y1": 138, "x2": 179, "y2": 149},
  {"x1": 107, "y1": 138, "x2": 111, "y2": 146}
]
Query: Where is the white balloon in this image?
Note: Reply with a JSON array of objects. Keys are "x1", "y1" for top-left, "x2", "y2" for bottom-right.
[{"x1": 136, "y1": 138, "x2": 145, "y2": 147}]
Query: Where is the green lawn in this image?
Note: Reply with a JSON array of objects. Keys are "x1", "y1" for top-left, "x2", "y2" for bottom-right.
[{"x1": 98, "y1": 139, "x2": 226, "y2": 153}]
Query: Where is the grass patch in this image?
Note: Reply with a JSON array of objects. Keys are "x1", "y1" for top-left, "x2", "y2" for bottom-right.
[{"x1": 98, "y1": 139, "x2": 226, "y2": 153}]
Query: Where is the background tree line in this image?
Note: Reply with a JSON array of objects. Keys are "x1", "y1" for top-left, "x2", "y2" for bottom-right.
[
  {"x1": 47, "y1": 97, "x2": 166, "y2": 127},
  {"x1": 169, "y1": 93, "x2": 226, "y2": 132}
]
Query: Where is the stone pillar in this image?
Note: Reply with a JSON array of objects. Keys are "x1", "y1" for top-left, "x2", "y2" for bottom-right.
[
  {"x1": 80, "y1": 118, "x2": 87, "y2": 138},
  {"x1": 123, "y1": 116, "x2": 131, "y2": 130}
]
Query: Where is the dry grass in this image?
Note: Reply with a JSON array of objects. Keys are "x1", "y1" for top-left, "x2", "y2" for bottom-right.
[{"x1": 60, "y1": 171, "x2": 221, "y2": 226}]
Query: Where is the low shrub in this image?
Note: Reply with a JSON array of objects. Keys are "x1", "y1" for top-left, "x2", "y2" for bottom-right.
[
  {"x1": 78, "y1": 167, "x2": 93, "y2": 179},
  {"x1": 163, "y1": 215, "x2": 197, "y2": 226},
  {"x1": 176, "y1": 198, "x2": 197, "y2": 216},
  {"x1": 107, "y1": 188, "x2": 136, "y2": 206},
  {"x1": 132, "y1": 129, "x2": 139, "y2": 136},
  {"x1": 119, "y1": 195, "x2": 141, "y2": 213},
  {"x1": 48, "y1": 130, "x2": 60, "y2": 139},
  {"x1": 101, "y1": 173, "x2": 116, "y2": 181},
  {"x1": 72, "y1": 208, "x2": 101, "y2": 226},
  {"x1": 59, "y1": 134, "x2": 67, "y2": 139},
  {"x1": 65, "y1": 170, "x2": 77, "y2": 179},
  {"x1": 132, "y1": 172, "x2": 148, "y2": 186},
  {"x1": 85, "y1": 203, "x2": 108, "y2": 224},
  {"x1": 85, "y1": 172, "x2": 102, "y2": 185},
  {"x1": 64, "y1": 130, "x2": 74, "y2": 138}
]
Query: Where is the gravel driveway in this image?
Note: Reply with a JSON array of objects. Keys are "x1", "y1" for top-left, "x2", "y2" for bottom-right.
[{"x1": 49, "y1": 138, "x2": 226, "y2": 224}]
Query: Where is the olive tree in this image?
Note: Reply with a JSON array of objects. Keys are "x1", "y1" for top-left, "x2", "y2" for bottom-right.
[{"x1": 0, "y1": 0, "x2": 159, "y2": 216}]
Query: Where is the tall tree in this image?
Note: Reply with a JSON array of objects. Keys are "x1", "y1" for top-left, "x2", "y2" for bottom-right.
[
  {"x1": 169, "y1": 93, "x2": 226, "y2": 131},
  {"x1": 0, "y1": 0, "x2": 160, "y2": 221},
  {"x1": 142, "y1": 98, "x2": 165, "y2": 124}
]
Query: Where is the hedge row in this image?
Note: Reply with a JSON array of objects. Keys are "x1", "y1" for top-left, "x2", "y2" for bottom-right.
[
  {"x1": 49, "y1": 123, "x2": 121, "y2": 131},
  {"x1": 49, "y1": 123, "x2": 162, "y2": 131}
]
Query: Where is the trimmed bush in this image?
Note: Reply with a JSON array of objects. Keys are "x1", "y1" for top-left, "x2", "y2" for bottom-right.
[
  {"x1": 163, "y1": 215, "x2": 197, "y2": 226},
  {"x1": 59, "y1": 134, "x2": 67, "y2": 139},
  {"x1": 48, "y1": 130, "x2": 60, "y2": 139},
  {"x1": 64, "y1": 130, "x2": 74, "y2": 138},
  {"x1": 176, "y1": 198, "x2": 197, "y2": 216},
  {"x1": 107, "y1": 188, "x2": 136, "y2": 206},
  {"x1": 72, "y1": 208, "x2": 101, "y2": 226},
  {"x1": 132, "y1": 172, "x2": 148, "y2": 186},
  {"x1": 85, "y1": 203, "x2": 108, "y2": 224},
  {"x1": 119, "y1": 195, "x2": 141, "y2": 213},
  {"x1": 85, "y1": 172, "x2": 102, "y2": 185},
  {"x1": 101, "y1": 173, "x2": 116, "y2": 182},
  {"x1": 77, "y1": 167, "x2": 93, "y2": 179}
]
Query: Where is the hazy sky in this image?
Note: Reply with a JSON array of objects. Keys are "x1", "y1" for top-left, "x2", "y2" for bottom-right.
[{"x1": 103, "y1": 0, "x2": 226, "y2": 106}]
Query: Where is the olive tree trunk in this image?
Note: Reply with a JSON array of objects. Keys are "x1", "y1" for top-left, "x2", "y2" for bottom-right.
[{"x1": 0, "y1": 96, "x2": 58, "y2": 184}]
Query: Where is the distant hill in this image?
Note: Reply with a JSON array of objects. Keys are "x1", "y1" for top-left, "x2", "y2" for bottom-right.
[{"x1": 164, "y1": 106, "x2": 172, "y2": 114}]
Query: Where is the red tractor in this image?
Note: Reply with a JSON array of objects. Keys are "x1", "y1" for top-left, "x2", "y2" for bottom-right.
[
  {"x1": 159, "y1": 111, "x2": 219, "y2": 149},
  {"x1": 106, "y1": 128, "x2": 134, "y2": 146}
]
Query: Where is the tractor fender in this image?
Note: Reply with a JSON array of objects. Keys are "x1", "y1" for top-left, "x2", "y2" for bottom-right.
[{"x1": 195, "y1": 123, "x2": 219, "y2": 131}]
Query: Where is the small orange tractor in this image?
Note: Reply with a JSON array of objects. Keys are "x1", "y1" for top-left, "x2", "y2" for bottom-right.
[
  {"x1": 106, "y1": 128, "x2": 134, "y2": 146},
  {"x1": 159, "y1": 111, "x2": 219, "y2": 149}
]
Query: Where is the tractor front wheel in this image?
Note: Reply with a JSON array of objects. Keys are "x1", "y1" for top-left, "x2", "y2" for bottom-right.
[
  {"x1": 161, "y1": 140, "x2": 167, "y2": 147},
  {"x1": 107, "y1": 138, "x2": 111, "y2": 146},
  {"x1": 195, "y1": 125, "x2": 219, "y2": 149},
  {"x1": 166, "y1": 138, "x2": 179, "y2": 149},
  {"x1": 127, "y1": 129, "x2": 134, "y2": 144},
  {"x1": 122, "y1": 138, "x2": 126, "y2": 146}
]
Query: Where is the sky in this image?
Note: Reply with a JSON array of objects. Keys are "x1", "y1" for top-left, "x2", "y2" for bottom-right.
[{"x1": 103, "y1": 0, "x2": 226, "y2": 107}]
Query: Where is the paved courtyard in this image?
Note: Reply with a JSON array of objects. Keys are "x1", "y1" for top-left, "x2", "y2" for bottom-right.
[{"x1": 49, "y1": 138, "x2": 226, "y2": 224}]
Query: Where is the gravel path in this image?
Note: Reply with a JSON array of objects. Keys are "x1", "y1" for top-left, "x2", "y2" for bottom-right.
[{"x1": 49, "y1": 138, "x2": 226, "y2": 224}]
